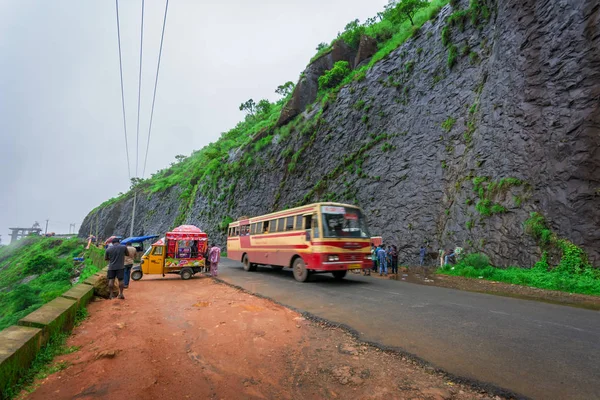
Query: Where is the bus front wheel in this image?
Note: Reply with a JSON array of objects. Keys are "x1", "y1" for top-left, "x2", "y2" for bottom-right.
[
  {"x1": 243, "y1": 255, "x2": 256, "y2": 272},
  {"x1": 293, "y1": 258, "x2": 309, "y2": 282},
  {"x1": 332, "y1": 270, "x2": 347, "y2": 280}
]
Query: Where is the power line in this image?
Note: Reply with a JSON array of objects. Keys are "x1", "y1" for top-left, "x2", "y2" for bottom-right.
[
  {"x1": 142, "y1": 0, "x2": 170, "y2": 178},
  {"x1": 115, "y1": 0, "x2": 131, "y2": 179},
  {"x1": 135, "y1": 0, "x2": 145, "y2": 177}
]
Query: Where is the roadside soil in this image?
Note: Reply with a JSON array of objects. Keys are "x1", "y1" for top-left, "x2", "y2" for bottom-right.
[
  {"x1": 23, "y1": 275, "x2": 506, "y2": 400},
  {"x1": 376, "y1": 267, "x2": 600, "y2": 310}
]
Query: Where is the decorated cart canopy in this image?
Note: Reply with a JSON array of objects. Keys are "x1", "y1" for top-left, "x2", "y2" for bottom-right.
[
  {"x1": 152, "y1": 238, "x2": 165, "y2": 246},
  {"x1": 166, "y1": 225, "x2": 208, "y2": 241}
]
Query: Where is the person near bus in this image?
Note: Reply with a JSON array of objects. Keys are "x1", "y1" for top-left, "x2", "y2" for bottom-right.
[
  {"x1": 123, "y1": 243, "x2": 137, "y2": 289},
  {"x1": 209, "y1": 243, "x2": 221, "y2": 277},
  {"x1": 390, "y1": 245, "x2": 399, "y2": 274},
  {"x1": 377, "y1": 244, "x2": 388, "y2": 276},
  {"x1": 365, "y1": 243, "x2": 376, "y2": 276}
]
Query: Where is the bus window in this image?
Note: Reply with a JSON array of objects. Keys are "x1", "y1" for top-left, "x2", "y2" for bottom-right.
[
  {"x1": 250, "y1": 223, "x2": 256, "y2": 235},
  {"x1": 313, "y1": 214, "x2": 320, "y2": 238},
  {"x1": 234, "y1": 227, "x2": 239, "y2": 236},
  {"x1": 263, "y1": 221, "x2": 269, "y2": 233},
  {"x1": 228, "y1": 228, "x2": 231, "y2": 237},
  {"x1": 286, "y1": 217, "x2": 294, "y2": 231},
  {"x1": 277, "y1": 218, "x2": 285, "y2": 232},
  {"x1": 295, "y1": 215, "x2": 302, "y2": 230}
]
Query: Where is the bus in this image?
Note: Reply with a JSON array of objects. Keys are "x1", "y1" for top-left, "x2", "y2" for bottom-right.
[{"x1": 226, "y1": 202, "x2": 372, "y2": 282}]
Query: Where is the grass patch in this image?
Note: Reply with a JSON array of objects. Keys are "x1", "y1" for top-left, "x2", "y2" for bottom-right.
[
  {"x1": 0, "y1": 237, "x2": 87, "y2": 331},
  {"x1": 3, "y1": 331, "x2": 81, "y2": 398},
  {"x1": 439, "y1": 253, "x2": 600, "y2": 296}
]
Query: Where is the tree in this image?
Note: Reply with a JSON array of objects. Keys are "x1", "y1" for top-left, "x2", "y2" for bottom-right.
[
  {"x1": 275, "y1": 81, "x2": 295, "y2": 98},
  {"x1": 130, "y1": 177, "x2": 145, "y2": 189},
  {"x1": 174, "y1": 154, "x2": 187, "y2": 163},
  {"x1": 256, "y1": 99, "x2": 272, "y2": 115},
  {"x1": 315, "y1": 42, "x2": 328, "y2": 51},
  {"x1": 393, "y1": 0, "x2": 428, "y2": 26},
  {"x1": 239, "y1": 99, "x2": 256, "y2": 115}
]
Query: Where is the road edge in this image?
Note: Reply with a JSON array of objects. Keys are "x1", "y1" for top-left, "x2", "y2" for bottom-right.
[{"x1": 211, "y1": 276, "x2": 530, "y2": 400}]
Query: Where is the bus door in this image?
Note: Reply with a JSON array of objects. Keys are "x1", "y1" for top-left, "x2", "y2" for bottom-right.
[{"x1": 304, "y1": 214, "x2": 320, "y2": 241}]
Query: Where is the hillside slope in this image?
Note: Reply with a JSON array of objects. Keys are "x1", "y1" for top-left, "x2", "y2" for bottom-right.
[
  {"x1": 80, "y1": 0, "x2": 600, "y2": 269},
  {"x1": 0, "y1": 237, "x2": 93, "y2": 331}
]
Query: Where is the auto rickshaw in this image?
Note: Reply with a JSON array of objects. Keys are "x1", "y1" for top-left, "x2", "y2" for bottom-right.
[{"x1": 131, "y1": 225, "x2": 208, "y2": 281}]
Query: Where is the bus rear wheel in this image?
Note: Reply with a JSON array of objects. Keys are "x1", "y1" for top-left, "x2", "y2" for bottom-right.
[
  {"x1": 332, "y1": 270, "x2": 347, "y2": 280},
  {"x1": 243, "y1": 255, "x2": 256, "y2": 272},
  {"x1": 293, "y1": 258, "x2": 309, "y2": 282}
]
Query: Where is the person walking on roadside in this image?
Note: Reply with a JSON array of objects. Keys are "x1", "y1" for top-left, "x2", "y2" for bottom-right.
[
  {"x1": 123, "y1": 243, "x2": 137, "y2": 289},
  {"x1": 209, "y1": 243, "x2": 221, "y2": 277},
  {"x1": 420, "y1": 246, "x2": 426, "y2": 266},
  {"x1": 104, "y1": 237, "x2": 128, "y2": 300},
  {"x1": 444, "y1": 248, "x2": 455, "y2": 266},
  {"x1": 391, "y1": 245, "x2": 398, "y2": 274},
  {"x1": 377, "y1": 244, "x2": 388, "y2": 276}
]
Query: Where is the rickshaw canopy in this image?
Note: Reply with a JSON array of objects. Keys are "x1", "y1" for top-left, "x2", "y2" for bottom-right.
[
  {"x1": 165, "y1": 225, "x2": 208, "y2": 241},
  {"x1": 121, "y1": 235, "x2": 159, "y2": 245}
]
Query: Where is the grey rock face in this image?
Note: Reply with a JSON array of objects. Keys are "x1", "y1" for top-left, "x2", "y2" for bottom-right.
[
  {"x1": 277, "y1": 40, "x2": 357, "y2": 127},
  {"x1": 80, "y1": 0, "x2": 600, "y2": 268}
]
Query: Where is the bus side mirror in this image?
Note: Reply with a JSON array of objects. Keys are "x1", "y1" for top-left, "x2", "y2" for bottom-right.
[{"x1": 305, "y1": 231, "x2": 311, "y2": 241}]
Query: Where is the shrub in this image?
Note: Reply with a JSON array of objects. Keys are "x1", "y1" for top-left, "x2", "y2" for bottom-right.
[
  {"x1": 441, "y1": 117, "x2": 456, "y2": 132},
  {"x1": 447, "y1": 44, "x2": 458, "y2": 68},
  {"x1": 460, "y1": 253, "x2": 491, "y2": 269},
  {"x1": 524, "y1": 212, "x2": 554, "y2": 247},
  {"x1": 318, "y1": 61, "x2": 351, "y2": 91}
]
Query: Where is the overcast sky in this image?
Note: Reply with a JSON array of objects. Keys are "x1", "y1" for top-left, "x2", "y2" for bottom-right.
[{"x1": 0, "y1": 0, "x2": 387, "y2": 238}]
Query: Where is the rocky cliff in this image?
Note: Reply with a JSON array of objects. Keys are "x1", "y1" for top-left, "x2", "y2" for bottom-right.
[{"x1": 80, "y1": 0, "x2": 600, "y2": 268}]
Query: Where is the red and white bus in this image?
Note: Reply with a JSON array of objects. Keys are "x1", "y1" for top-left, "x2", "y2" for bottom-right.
[{"x1": 226, "y1": 202, "x2": 372, "y2": 282}]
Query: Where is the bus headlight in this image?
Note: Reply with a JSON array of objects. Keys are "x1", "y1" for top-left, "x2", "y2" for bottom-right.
[
  {"x1": 327, "y1": 255, "x2": 340, "y2": 262},
  {"x1": 364, "y1": 254, "x2": 371, "y2": 260}
]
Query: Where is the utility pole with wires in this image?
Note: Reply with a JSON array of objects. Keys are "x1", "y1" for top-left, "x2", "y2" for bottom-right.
[
  {"x1": 45, "y1": 219, "x2": 49, "y2": 235},
  {"x1": 115, "y1": 0, "x2": 170, "y2": 238}
]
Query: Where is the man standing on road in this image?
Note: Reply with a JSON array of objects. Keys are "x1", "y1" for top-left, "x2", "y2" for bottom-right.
[
  {"x1": 419, "y1": 246, "x2": 426, "y2": 266},
  {"x1": 209, "y1": 243, "x2": 221, "y2": 277},
  {"x1": 377, "y1": 244, "x2": 388, "y2": 276},
  {"x1": 123, "y1": 243, "x2": 137, "y2": 289},
  {"x1": 104, "y1": 237, "x2": 128, "y2": 299}
]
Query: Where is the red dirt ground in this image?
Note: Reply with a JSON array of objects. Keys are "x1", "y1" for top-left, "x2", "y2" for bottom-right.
[{"x1": 23, "y1": 276, "x2": 506, "y2": 400}]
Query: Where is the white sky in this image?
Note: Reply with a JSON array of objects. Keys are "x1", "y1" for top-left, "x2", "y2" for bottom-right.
[{"x1": 0, "y1": 0, "x2": 388, "y2": 236}]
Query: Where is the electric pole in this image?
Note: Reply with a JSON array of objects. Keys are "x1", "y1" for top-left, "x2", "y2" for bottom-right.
[
  {"x1": 130, "y1": 191, "x2": 137, "y2": 237},
  {"x1": 45, "y1": 219, "x2": 49, "y2": 235}
]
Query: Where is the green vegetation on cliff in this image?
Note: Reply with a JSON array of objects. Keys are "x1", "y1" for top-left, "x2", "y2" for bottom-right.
[
  {"x1": 0, "y1": 237, "x2": 92, "y2": 331},
  {"x1": 439, "y1": 214, "x2": 600, "y2": 296}
]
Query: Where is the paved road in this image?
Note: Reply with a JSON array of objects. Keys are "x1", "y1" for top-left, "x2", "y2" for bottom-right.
[{"x1": 218, "y1": 259, "x2": 600, "y2": 400}]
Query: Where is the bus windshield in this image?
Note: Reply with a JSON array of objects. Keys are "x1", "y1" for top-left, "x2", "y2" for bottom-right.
[{"x1": 321, "y1": 206, "x2": 370, "y2": 238}]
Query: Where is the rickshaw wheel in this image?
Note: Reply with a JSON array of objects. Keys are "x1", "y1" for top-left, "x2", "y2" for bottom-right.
[
  {"x1": 131, "y1": 270, "x2": 143, "y2": 281},
  {"x1": 181, "y1": 268, "x2": 193, "y2": 280}
]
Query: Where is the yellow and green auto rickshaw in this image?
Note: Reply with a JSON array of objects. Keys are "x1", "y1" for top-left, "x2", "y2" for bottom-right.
[{"x1": 131, "y1": 225, "x2": 208, "y2": 281}]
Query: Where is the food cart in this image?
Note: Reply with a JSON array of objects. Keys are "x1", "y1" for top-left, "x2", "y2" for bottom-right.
[{"x1": 131, "y1": 225, "x2": 208, "y2": 280}]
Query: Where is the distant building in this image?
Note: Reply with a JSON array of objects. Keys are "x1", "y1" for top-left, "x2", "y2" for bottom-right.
[{"x1": 8, "y1": 225, "x2": 42, "y2": 243}]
